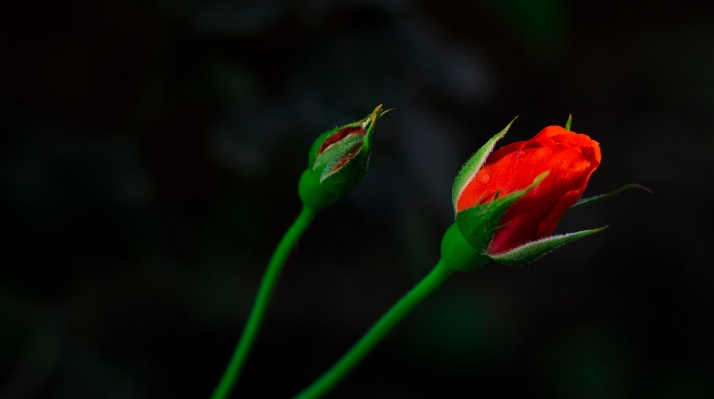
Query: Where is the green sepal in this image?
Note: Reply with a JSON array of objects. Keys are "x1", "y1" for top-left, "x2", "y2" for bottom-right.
[
  {"x1": 456, "y1": 171, "x2": 549, "y2": 253},
  {"x1": 564, "y1": 113, "x2": 573, "y2": 130},
  {"x1": 313, "y1": 139, "x2": 370, "y2": 195},
  {"x1": 298, "y1": 169, "x2": 340, "y2": 210},
  {"x1": 488, "y1": 226, "x2": 608, "y2": 266},
  {"x1": 452, "y1": 118, "x2": 516, "y2": 213},
  {"x1": 307, "y1": 105, "x2": 389, "y2": 195},
  {"x1": 569, "y1": 184, "x2": 653, "y2": 212},
  {"x1": 440, "y1": 223, "x2": 490, "y2": 272},
  {"x1": 308, "y1": 128, "x2": 335, "y2": 169}
]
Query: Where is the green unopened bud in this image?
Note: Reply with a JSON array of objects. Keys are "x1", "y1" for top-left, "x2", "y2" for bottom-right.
[{"x1": 299, "y1": 105, "x2": 390, "y2": 209}]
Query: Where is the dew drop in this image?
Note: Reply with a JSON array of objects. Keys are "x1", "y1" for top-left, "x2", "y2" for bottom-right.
[
  {"x1": 515, "y1": 150, "x2": 525, "y2": 158},
  {"x1": 480, "y1": 173, "x2": 491, "y2": 184}
]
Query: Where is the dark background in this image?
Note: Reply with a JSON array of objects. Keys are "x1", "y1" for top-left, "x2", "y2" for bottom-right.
[{"x1": 2, "y1": 0, "x2": 713, "y2": 398}]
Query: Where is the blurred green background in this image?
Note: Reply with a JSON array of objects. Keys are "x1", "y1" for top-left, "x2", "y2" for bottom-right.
[{"x1": 2, "y1": 0, "x2": 713, "y2": 398}]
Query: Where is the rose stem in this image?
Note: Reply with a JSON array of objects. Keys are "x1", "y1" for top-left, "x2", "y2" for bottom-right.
[
  {"x1": 293, "y1": 259, "x2": 453, "y2": 399},
  {"x1": 211, "y1": 205, "x2": 318, "y2": 399}
]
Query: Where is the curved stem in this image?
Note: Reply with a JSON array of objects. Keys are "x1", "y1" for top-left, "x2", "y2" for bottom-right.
[
  {"x1": 293, "y1": 260, "x2": 453, "y2": 399},
  {"x1": 211, "y1": 205, "x2": 317, "y2": 399}
]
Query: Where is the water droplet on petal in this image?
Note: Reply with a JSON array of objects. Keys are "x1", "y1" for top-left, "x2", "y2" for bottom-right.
[
  {"x1": 515, "y1": 151, "x2": 525, "y2": 158},
  {"x1": 480, "y1": 173, "x2": 491, "y2": 184}
]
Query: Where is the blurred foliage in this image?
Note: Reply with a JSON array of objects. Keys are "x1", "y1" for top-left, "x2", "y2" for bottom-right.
[
  {"x1": 488, "y1": 0, "x2": 568, "y2": 53},
  {"x1": 406, "y1": 288, "x2": 510, "y2": 371},
  {"x1": 542, "y1": 327, "x2": 639, "y2": 399}
]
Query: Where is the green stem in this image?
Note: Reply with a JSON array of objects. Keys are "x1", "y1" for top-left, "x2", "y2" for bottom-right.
[
  {"x1": 211, "y1": 205, "x2": 317, "y2": 399},
  {"x1": 293, "y1": 260, "x2": 453, "y2": 399}
]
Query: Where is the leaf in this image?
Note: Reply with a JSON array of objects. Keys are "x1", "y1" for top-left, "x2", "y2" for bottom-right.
[
  {"x1": 569, "y1": 184, "x2": 653, "y2": 212},
  {"x1": 565, "y1": 113, "x2": 573, "y2": 130},
  {"x1": 488, "y1": 226, "x2": 608, "y2": 266}
]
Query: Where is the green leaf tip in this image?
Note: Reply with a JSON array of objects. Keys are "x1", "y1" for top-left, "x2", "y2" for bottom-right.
[
  {"x1": 565, "y1": 113, "x2": 573, "y2": 130},
  {"x1": 488, "y1": 226, "x2": 608, "y2": 266},
  {"x1": 569, "y1": 183, "x2": 653, "y2": 212},
  {"x1": 452, "y1": 117, "x2": 517, "y2": 213}
]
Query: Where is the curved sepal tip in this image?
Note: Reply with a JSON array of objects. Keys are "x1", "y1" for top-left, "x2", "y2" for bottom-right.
[
  {"x1": 452, "y1": 118, "x2": 517, "y2": 213},
  {"x1": 488, "y1": 226, "x2": 608, "y2": 267}
]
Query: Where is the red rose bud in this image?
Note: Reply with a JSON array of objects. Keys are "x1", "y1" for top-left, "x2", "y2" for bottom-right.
[
  {"x1": 443, "y1": 119, "x2": 613, "y2": 270},
  {"x1": 458, "y1": 124, "x2": 602, "y2": 253},
  {"x1": 299, "y1": 105, "x2": 390, "y2": 210}
]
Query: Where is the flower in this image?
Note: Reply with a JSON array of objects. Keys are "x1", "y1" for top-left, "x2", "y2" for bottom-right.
[
  {"x1": 441, "y1": 117, "x2": 649, "y2": 271},
  {"x1": 299, "y1": 105, "x2": 390, "y2": 210},
  {"x1": 441, "y1": 119, "x2": 612, "y2": 270},
  {"x1": 456, "y1": 125, "x2": 601, "y2": 254}
]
